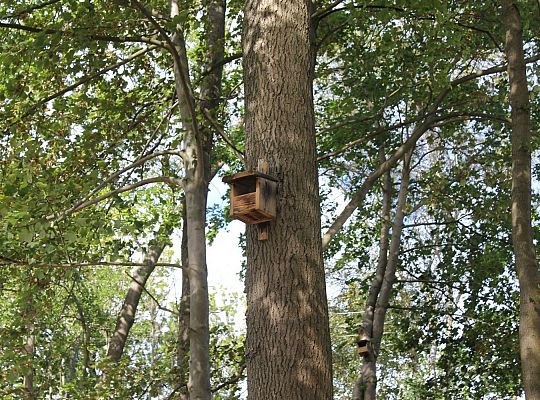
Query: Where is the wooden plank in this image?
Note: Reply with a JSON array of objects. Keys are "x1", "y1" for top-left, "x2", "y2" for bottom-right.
[
  {"x1": 233, "y1": 193, "x2": 256, "y2": 214},
  {"x1": 258, "y1": 222, "x2": 269, "y2": 241},
  {"x1": 256, "y1": 178, "x2": 277, "y2": 217},
  {"x1": 222, "y1": 170, "x2": 278, "y2": 183},
  {"x1": 357, "y1": 345, "x2": 369, "y2": 355}
]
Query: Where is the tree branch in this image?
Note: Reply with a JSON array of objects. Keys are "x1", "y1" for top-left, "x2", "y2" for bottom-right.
[
  {"x1": 0, "y1": 22, "x2": 168, "y2": 48},
  {"x1": 69, "y1": 149, "x2": 185, "y2": 216},
  {"x1": 320, "y1": 53, "x2": 540, "y2": 249},
  {"x1": 1, "y1": 0, "x2": 63, "y2": 18},
  {"x1": 311, "y1": 0, "x2": 346, "y2": 20},
  {"x1": 126, "y1": 272, "x2": 179, "y2": 316},
  {"x1": 201, "y1": 108, "x2": 245, "y2": 164},
  {"x1": 321, "y1": 88, "x2": 448, "y2": 249},
  {"x1": 211, "y1": 364, "x2": 246, "y2": 393},
  {"x1": 0, "y1": 261, "x2": 183, "y2": 268},
  {"x1": 130, "y1": 0, "x2": 199, "y2": 141},
  {"x1": 198, "y1": 53, "x2": 242, "y2": 81},
  {"x1": 8, "y1": 46, "x2": 155, "y2": 128},
  {"x1": 52, "y1": 176, "x2": 182, "y2": 222},
  {"x1": 317, "y1": 91, "x2": 521, "y2": 163}
]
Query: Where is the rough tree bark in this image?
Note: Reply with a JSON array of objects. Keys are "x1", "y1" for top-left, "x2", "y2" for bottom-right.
[
  {"x1": 502, "y1": 1, "x2": 540, "y2": 398},
  {"x1": 243, "y1": 0, "x2": 333, "y2": 398}
]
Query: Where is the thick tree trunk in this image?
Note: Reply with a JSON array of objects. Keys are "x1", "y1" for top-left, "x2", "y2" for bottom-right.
[
  {"x1": 243, "y1": 1, "x2": 333, "y2": 398},
  {"x1": 502, "y1": 1, "x2": 540, "y2": 398},
  {"x1": 106, "y1": 243, "x2": 165, "y2": 362}
]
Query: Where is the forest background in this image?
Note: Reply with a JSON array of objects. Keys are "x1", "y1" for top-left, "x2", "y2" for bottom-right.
[{"x1": 0, "y1": 0, "x2": 539, "y2": 399}]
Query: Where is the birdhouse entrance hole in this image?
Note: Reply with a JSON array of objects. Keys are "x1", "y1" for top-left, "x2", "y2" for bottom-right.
[{"x1": 357, "y1": 339, "x2": 370, "y2": 356}]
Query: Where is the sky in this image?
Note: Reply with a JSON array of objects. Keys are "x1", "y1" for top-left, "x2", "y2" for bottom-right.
[
  {"x1": 168, "y1": 175, "x2": 345, "y2": 331},
  {"x1": 168, "y1": 178, "x2": 247, "y2": 330}
]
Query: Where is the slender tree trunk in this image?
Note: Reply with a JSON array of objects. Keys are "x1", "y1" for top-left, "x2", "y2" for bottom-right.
[
  {"x1": 200, "y1": 0, "x2": 225, "y2": 171},
  {"x1": 371, "y1": 152, "x2": 411, "y2": 397},
  {"x1": 106, "y1": 243, "x2": 165, "y2": 362},
  {"x1": 243, "y1": 1, "x2": 333, "y2": 398},
  {"x1": 82, "y1": 325, "x2": 92, "y2": 378},
  {"x1": 23, "y1": 297, "x2": 35, "y2": 400},
  {"x1": 502, "y1": 2, "x2": 540, "y2": 398},
  {"x1": 353, "y1": 151, "x2": 412, "y2": 400},
  {"x1": 169, "y1": 0, "x2": 226, "y2": 397},
  {"x1": 71, "y1": 294, "x2": 92, "y2": 379},
  {"x1": 353, "y1": 150, "x2": 392, "y2": 400},
  {"x1": 168, "y1": 0, "x2": 210, "y2": 394},
  {"x1": 175, "y1": 200, "x2": 190, "y2": 400},
  {"x1": 183, "y1": 180, "x2": 209, "y2": 400}
]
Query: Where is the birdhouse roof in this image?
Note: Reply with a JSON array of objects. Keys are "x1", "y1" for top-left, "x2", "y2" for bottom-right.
[{"x1": 222, "y1": 170, "x2": 278, "y2": 184}]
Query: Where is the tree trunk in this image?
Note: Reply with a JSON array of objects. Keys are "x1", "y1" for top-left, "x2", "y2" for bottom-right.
[
  {"x1": 175, "y1": 201, "x2": 190, "y2": 400},
  {"x1": 502, "y1": 1, "x2": 540, "y2": 398},
  {"x1": 168, "y1": 0, "x2": 210, "y2": 394},
  {"x1": 23, "y1": 297, "x2": 35, "y2": 400},
  {"x1": 200, "y1": 0, "x2": 226, "y2": 179},
  {"x1": 355, "y1": 151, "x2": 412, "y2": 400},
  {"x1": 243, "y1": 1, "x2": 333, "y2": 398},
  {"x1": 71, "y1": 292, "x2": 93, "y2": 380},
  {"x1": 169, "y1": 0, "x2": 226, "y2": 397},
  {"x1": 353, "y1": 151, "x2": 392, "y2": 400},
  {"x1": 106, "y1": 243, "x2": 165, "y2": 362}
]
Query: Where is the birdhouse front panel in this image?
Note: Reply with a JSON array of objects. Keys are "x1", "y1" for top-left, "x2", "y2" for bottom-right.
[
  {"x1": 357, "y1": 340, "x2": 370, "y2": 356},
  {"x1": 223, "y1": 171, "x2": 278, "y2": 225}
]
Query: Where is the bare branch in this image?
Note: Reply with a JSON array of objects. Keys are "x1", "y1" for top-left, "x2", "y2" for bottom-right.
[
  {"x1": 69, "y1": 149, "x2": 185, "y2": 215},
  {"x1": 201, "y1": 108, "x2": 245, "y2": 164},
  {"x1": 126, "y1": 272, "x2": 179, "y2": 316}
]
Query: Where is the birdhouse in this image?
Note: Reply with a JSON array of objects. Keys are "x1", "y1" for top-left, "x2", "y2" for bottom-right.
[
  {"x1": 222, "y1": 170, "x2": 278, "y2": 225},
  {"x1": 357, "y1": 339, "x2": 371, "y2": 356}
]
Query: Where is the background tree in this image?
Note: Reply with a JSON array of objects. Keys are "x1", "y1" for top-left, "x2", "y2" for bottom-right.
[{"x1": 502, "y1": 0, "x2": 540, "y2": 398}]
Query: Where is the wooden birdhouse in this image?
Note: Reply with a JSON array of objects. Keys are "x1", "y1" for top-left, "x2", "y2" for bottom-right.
[
  {"x1": 222, "y1": 170, "x2": 278, "y2": 229},
  {"x1": 357, "y1": 339, "x2": 371, "y2": 356}
]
